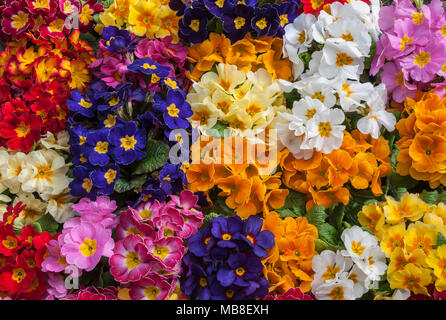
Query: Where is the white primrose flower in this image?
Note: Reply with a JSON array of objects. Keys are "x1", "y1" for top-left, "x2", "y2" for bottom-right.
[
  {"x1": 40, "y1": 188, "x2": 75, "y2": 223},
  {"x1": 311, "y1": 273, "x2": 356, "y2": 300},
  {"x1": 348, "y1": 264, "x2": 371, "y2": 299},
  {"x1": 292, "y1": 76, "x2": 337, "y2": 108},
  {"x1": 40, "y1": 131, "x2": 70, "y2": 151},
  {"x1": 354, "y1": 245, "x2": 388, "y2": 282},
  {"x1": 0, "y1": 148, "x2": 9, "y2": 194},
  {"x1": 319, "y1": 40, "x2": 364, "y2": 80},
  {"x1": 18, "y1": 149, "x2": 71, "y2": 196},
  {"x1": 357, "y1": 84, "x2": 396, "y2": 139},
  {"x1": 4, "y1": 151, "x2": 27, "y2": 194},
  {"x1": 312, "y1": 250, "x2": 353, "y2": 284},
  {"x1": 303, "y1": 107, "x2": 346, "y2": 154},
  {"x1": 335, "y1": 78, "x2": 374, "y2": 112},
  {"x1": 13, "y1": 192, "x2": 47, "y2": 227},
  {"x1": 349, "y1": 0, "x2": 381, "y2": 41}
]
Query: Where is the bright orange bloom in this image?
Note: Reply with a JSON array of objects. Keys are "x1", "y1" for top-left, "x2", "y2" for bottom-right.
[{"x1": 186, "y1": 163, "x2": 215, "y2": 192}]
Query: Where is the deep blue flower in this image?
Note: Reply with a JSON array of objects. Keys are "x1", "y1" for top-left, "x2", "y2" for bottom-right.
[
  {"x1": 68, "y1": 124, "x2": 89, "y2": 147},
  {"x1": 221, "y1": 4, "x2": 255, "y2": 43},
  {"x1": 90, "y1": 164, "x2": 120, "y2": 195},
  {"x1": 162, "y1": 78, "x2": 182, "y2": 92},
  {"x1": 204, "y1": 0, "x2": 235, "y2": 18},
  {"x1": 216, "y1": 253, "x2": 263, "y2": 289},
  {"x1": 153, "y1": 90, "x2": 193, "y2": 130},
  {"x1": 187, "y1": 226, "x2": 215, "y2": 257},
  {"x1": 131, "y1": 88, "x2": 147, "y2": 103},
  {"x1": 84, "y1": 128, "x2": 111, "y2": 166},
  {"x1": 69, "y1": 164, "x2": 99, "y2": 200},
  {"x1": 67, "y1": 89, "x2": 96, "y2": 118},
  {"x1": 139, "y1": 178, "x2": 167, "y2": 204},
  {"x1": 169, "y1": 0, "x2": 186, "y2": 16},
  {"x1": 137, "y1": 111, "x2": 161, "y2": 132},
  {"x1": 97, "y1": 83, "x2": 132, "y2": 112},
  {"x1": 274, "y1": 1, "x2": 298, "y2": 35},
  {"x1": 251, "y1": 4, "x2": 280, "y2": 37},
  {"x1": 87, "y1": 79, "x2": 109, "y2": 101},
  {"x1": 182, "y1": 261, "x2": 214, "y2": 300},
  {"x1": 211, "y1": 216, "x2": 243, "y2": 248},
  {"x1": 127, "y1": 58, "x2": 171, "y2": 78},
  {"x1": 102, "y1": 26, "x2": 138, "y2": 53},
  {"x1": 178, "y1": 7, "x2": 210, "y2": 44},
  {"x1": 235, "y1": 215, "x2": 275, "y2": 258},
  {"x1": 109, "y1": 121, "x2": 146, "y2": 165},
  {"x1": 159, "y1": 163, "x2": 185, "y2": 195},
  {"x1": 71, "y1": 145, "x2": 89, "y2": 166},
  {"x1": 209, "y1": 282, "x2": 245, "y2": 300}
]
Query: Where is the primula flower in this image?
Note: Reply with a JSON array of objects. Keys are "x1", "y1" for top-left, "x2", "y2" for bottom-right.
[
  {"x1": 127, "y1": 58, "x2": 171, "y2": 78},
  {"x1": 84, "y1": 128, "x2": 111, "y2": 166},
  {"x1": 109, "y1": 121, "x2": 146, "y2": 165},
  {"x1": 61, "y1": 221, "x2": 114, "y2": 272},
  {"x1": 221, "y1": 5, "x2": 255, "y2": 43},
  {"x1": 109, "y1": 235, "x2": 154, "y2": 283},
  {"x1": 178, "y1": 7, "x2": 210, "y2": 44},
  {"x1": 129, "y1": 274, "x2": 171, "y2": 300},
  {"x1": 0, "y1": 111, "x2": 42, "y2": 152},
  {"x1": 144, "y1": 236, "x2": 184, "y2": 269},
  {"x1": 153, "y1": 90, "x2": 193, "y2": 130}
]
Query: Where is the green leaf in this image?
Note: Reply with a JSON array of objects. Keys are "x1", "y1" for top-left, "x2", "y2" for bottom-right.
[
  {"x1": 305, "y1": 205, "x2": 327, "y2": 227},
  {"x1": 101, "y1": 0, "x2": 115, "y2": 8},
  {"x1": 396, "y1": 187, "x2": 407, "y2": 200},
  {"x1": 133, "y1": 139, "x2": 170, "y2": 175},
  {"x1": 327, "y1": 204, "x2": 345, "y2": 232},
  {"x1": 206, "y1": 121, "x2": 229, "y2": 138},
  {"x1": 202, "y1": 212, "x2": 220, "y2": 229},
  {"x1": 437, "y1": 232, "x2": 446, "y2": 247},
  {"x1": 32, "y1": 214, "x2": 59, "y2": 236},
  {"x1": 438, "y1": 190, "x2": 446, "y2": 205},
  {"x1": 298, "y1": 51, "x2": 312, "y2": 69},
  {"x1": 130, "y1": 175, "x2": 147, "y2": 188},
  {"x1": 212, "y1": 197, "x2": 234, "y2": 216},
  {"x1": 318, "y1": 223, "x2": 341, "y2": 247},
  {"x1": 420, "y1": 190, "x2": 439, "y2": 205},
  {"x1": 114, "y1": 178, "x2": 133, "y2": 193},
  {"x1": 284, "y1": 89, "x2": 301, "y2": 109},
  {"x1": 364, "y1": 38, "x2": 376, "y2": 70},
  {"x1": 79, "y1": 32, "x2": 99, "y2": 52},
  {"x1": 282, "y1": 190, "x2": 306, "y2": 210},
  {"x1": 314, "y1": 238, "x2": 343, "y2": 253},
  {"x1": 389, "y1": 172, "x2": 418, "y2": 190},
  {"x1": 276, "y1": 207, "x2": 304, "y2": 219}
]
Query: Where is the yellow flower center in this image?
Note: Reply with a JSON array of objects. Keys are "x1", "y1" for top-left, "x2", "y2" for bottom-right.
[
  {"x1": 222, "y1": 233, "x2": 232, "y2": 241},
  {"x1": 215, "y1": 0, "x2": 225, "y2": 8},
  {"x1": 12, "y1": 11, "x2": 29, "y2": 31},
  {"x1": 318, "y1": 121, "x2": 332, "y2": 138},
  {"x1": 395, "y1": 71, "x2": 405, "y2": 87},
  {"x1": 234, "y1": 17, "x2": 245, "y2": 30},
  {"x1": 199, "y1": 277, "x2": 208, "y2": 287},
  {"x1": 189, "y1": 19, "x2": 200, "y2": 32},
  {"x1": 280, "y1": 14, "x2": 288, "y2": 27},
  {"x1": 322, "y1": 265, "x2": 340, "y2": 281},
  {"x1": 342, "y1": 83, "x2": 353, "y2": 98},
  {"x1": 335, "y1": 52, "x2": 354, "y2": 67},
  {"x1": 225, "y1": 289, "x2": 235, "y2": 298},
  {"x1": 142, "y1": 63, "x2": 156, "y2": 70},
  {"x1": 441, "y1": 24, "x2": 446, "y2": 38},
  {"x1": 140, "y1": 209, "x2": 152, "y2": 219},
  {"x1": 341, "y1": 32, "x2": 354, "y2": 41},
  {"x1": 109, "y1": 96, "x2": 120, "y2": 107},
  {"x1": 34, "y1": 165, "x2": 53, "y2": 182},
  {"x1": 104, "y1": 169, "x2": 117, "y2": 184},
  {"x1": 413, "y1": 51, "x2": 431, "y2": 68},
  {"x1": 79, "y1": 98, "x2": 92, "y2": 109},
  {"x1": 311, "y1": 0, "x2": 324, "y2": 10},
  {"x1": 79, "y1": 238, "x2": 97, "y2": 257},
  {"x1": 104, "y1": 115, "x2": 116, "y2": 128},
  {"x1": 2, "y1": 236, "x2": 18, "y2": 250},
  {"x1": 79, "y1": 136, "x2": 86, "y2": 145},
  {"x1": 305, "y1": 108, "x2": 317, "y2": 120},
  {"x1": 328, "y1": 286, "x2": 344, "y2": 300},
  {"x1": 14, "y1": 122, "x2": 30, "y2": 138},
  {"x1": 153, "y1": 246, "x2": 170, "y2": 260},
  {"x1": 12, "y1": 268, "x2": 26, "y2": 283},
  {"x1": 94, "y1": 141, "x2": 109, "y2": 154},
  {"x1": 33, "y1": 0, "x2": 50, "y2": 9},
  {"x1": 311, "y1": 91, "x2": 325, "y2": 102},
  {"x1": 167, "y1": 104, "x2": 180, "y2": 117},
  {"x1": 120, "y1": 135, "x2": 137, "y2": 151},
  {"x1": 412, "y1": 13, "x2": 424, "y2": 25},
  {"x1": 400, "y1": 35, "x2": 414, "y2": 51},
  {"x1": 165, "y1": 78, "x2": 178, "y2": 89},
  {"x1": 255, "y1": 18, "x2": 267, "y2": 30},
  {"x1": 82, "y1": 178, "x2": 93, "y2": 192},
  {"x1": 144, "y1": 286, "x2": 160, "y2": 300},
  {"x1": 298, "y1": 30, "x2": 306, "y2": 44},
  {"x1": 235, "y1": 267, "x2": 246, "y2": 277},
  {"x1": 125, "y1": 251, "x2": 142, "y2": 270},
  {"x1": 351, "y1": 241, "x2": 365, "y2": 256}
]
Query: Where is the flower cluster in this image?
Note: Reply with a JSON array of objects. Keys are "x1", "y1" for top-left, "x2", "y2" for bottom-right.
[
  {"x1": 396, "y1": 91, "x2": 446, "y2": 189},
  {"x1": 311, "y1": 226, "x2": 387, "y2": 300},
  {"x1": 109, "y1": 190, "x2": 203, "y2": 299},
  {"x1": 371, "y1": 0, "x2": 446, "y2": 103},
  {"x1": 0, "y1": 203, "x2": 54, "y2": 300},
  {"x1": 0, "y1": 31, "x2": 95, "y2": 152},
  {"x1": 280, "y1": 130, "x2": 392, "y2": 209},
  {"x1": 181, "y1": 215, "x2": 273, "y2": 300},
  {"x1": 358, "y1": 193, "x2": 446, "y2": 297},
  {"x1": 97, "y1": 0, "x2": 180, "y2": 43},
  {"x1": 187, "y1": 136, "x2": 289, "y2": 218},
  {"x1": 0, "y1": 0, "x2": 103, "y2": 41},
  {"x1": 187, "y1": 63, "x2": 286, "y2": 137},
  {"x1": 187, "y1": 32, "x2": 293, "y2": 81},
  {"x1": 262, "y1": 211, "x2": 318, "y2": 295},
  {"x1": 170, "y1": 0, "x2": 299, "y2": 44}
]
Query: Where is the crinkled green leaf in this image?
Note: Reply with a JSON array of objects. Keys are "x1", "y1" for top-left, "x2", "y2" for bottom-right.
[
  {"x1": 420, "y1": 190, "x2": 439, "y2": 205},
  {"x1": 277, "y1": 207, "x2": 304, "y2": 219},
  {"x1": 437, "y1": 232, "x2": 446, "y2": 247},
  {"x1": 114, "y1": 178, "x2": 133, "y2": 193},
  {"x1": 305, "y1": 205, "x2": 327, "y2": 228},
  {"x1": 32, "y1": 214, "x2": 59, "y2": 236},
  {"x1": 133, "y1": 139, "x2": 169, "y2": 175}
]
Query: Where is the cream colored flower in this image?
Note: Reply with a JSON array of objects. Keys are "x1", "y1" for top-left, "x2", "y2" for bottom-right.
[
  {"x1": 13, "y1": 192, "x2": 47, "y2": 228},
  {"x1": 41, "y1": 188, "x2": 75, "y2": 223}
]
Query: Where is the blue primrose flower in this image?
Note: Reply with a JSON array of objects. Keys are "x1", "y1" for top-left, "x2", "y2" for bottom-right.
[
  {"x1": 67, "y1": 89, "x2": 96, "y2": 118},
  {"x1": 274, "y1": 1, "x2": 298, "y2": 34},
  {"x1": 251, "y1": 4, "x2": 280, "y2": 37},
  {"x1": 211, "y1": 216, "x2": 243, "y2": 248},
  {"x1": 153, "y1": 90, "x2": 193, "y2": 130},
  {"x1": 169, "y1": 0, "x2": 187, "y2": 16},
  {"x1": 221, "y1": 4, "x2": 255, "y2": 43},
  {"x1": 178, "y1": 7, "x2": 210, "y2": 44},
  {"x1": 187, "y1": 226, "x2": 216, "y2": 257},
  {"x1": 102, "y1": 26, "x2": 138, "y2": 53},
  {"x1": 159, "y1": 163, "x2": 186, "y2": 195},
  {"x1": 84, "y1": 128, "x2": 112, "y2": 166},
  {"x1": 235, "y1": 215, "x2": 274, "y2": 258},
  {"x1": 90, "y1": 164, "x2": 120, "y2": 195},
  {"x1": 97, "y1": 83, "x2": 132, "y2": 112},
  {"x1": 127, "y1": 58, "x2": 171, "y2": 78},
  {"x1": 137, "y1": 178, "x2": 168, "y2": 204},
  {"x1": 109, "y1": 121, "x2": 146, "y2": 165},
  {"x1": 182, "y1": 256, "x2": 214, "y2": 300},
  {"x1": 69, "y1": 165, "x2": 99, "y2": 200},
  {"x1": 216, "y1": 253, "x2": 264, "y2": 289},
  {"x1": 203, "y1": 0, "x2": 235, "y2": 18}
]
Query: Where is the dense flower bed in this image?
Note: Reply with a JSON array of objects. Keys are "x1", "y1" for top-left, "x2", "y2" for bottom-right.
[{"x1": 0, "y1": 0, "x2": 446, "y2": 300}]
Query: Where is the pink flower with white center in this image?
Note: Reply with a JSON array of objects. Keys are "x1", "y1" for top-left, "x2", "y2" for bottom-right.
[
  {"x1": 42, "y1": 238, "x2": 69, "y2": 273},
  {"x1": 400, "y1": 40, "x2": 445, "y2": 82},
  {"x1": 62, "y1": 286, "x2": 118, "y2": 300},
  {"x1": 153, "y1": 207, "x2": 184, "y2": 240},
  {"x1": 167, "y1": 190, "x2": 204, "y2": 239},
  {"x1": 150, "y1": 260, "x2": 182, "y2": 279},
  {"x1": 116, "y1": 208, "x2": 156, "y2": 241},
  {"x1": 134, "y1": 200, "x2": 162, "y2": 222},
  {"x1": 61, "y1": 221, "x2": 114, "y2": 272},
  {"x1": 129, "y1": 275, "x2": 171, "y2": 300},
  {"x1": 72, "y1": 196, "x2": 118, "y2": 230},
  {"x1": 109, "y1": 235, "x2": 153, "y2": 283},
  {"x1": 381, "y1": 61, "x2": 416, "y2": 103},
  {"x1": 144, "y1": 237, "x2": 184, "y2": 269},
  {"x1": 169, "y1": 190, "x2": 199, "y2": 211}
]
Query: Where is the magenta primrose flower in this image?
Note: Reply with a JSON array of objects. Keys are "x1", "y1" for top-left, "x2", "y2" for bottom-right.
[{"x1": 129, "y1": 274, "x2": 171, "y2": 300}]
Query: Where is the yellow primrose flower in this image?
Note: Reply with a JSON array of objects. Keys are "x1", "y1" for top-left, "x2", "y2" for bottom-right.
[
  {"x1": 423, "y1": 203, "x2": 446, "y2": 235},
  {"x1": 383, "y1": 193, "x2": 429, "y2": 224},
  {"x1": 358, "y1": 203, "x2": 386, "y2": 240},
  {"x1": 389, "y1": 263, "x2": 432, "y2": 296},
  {"x1": 388, "y1": 247, "x2": 426, "y2": 276},
  {"x1": 404, "y1": 221, "x2": 438, "y2": 255},
  {"x1": 128, "y1": 0, "x2": 161, "y2": 38},
  {"x1": 380, "y1": 223, "x2": 406, "y2": 258},
  {"x1": 425, "y1": 245, "x2": 446, "y2": 292}
]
